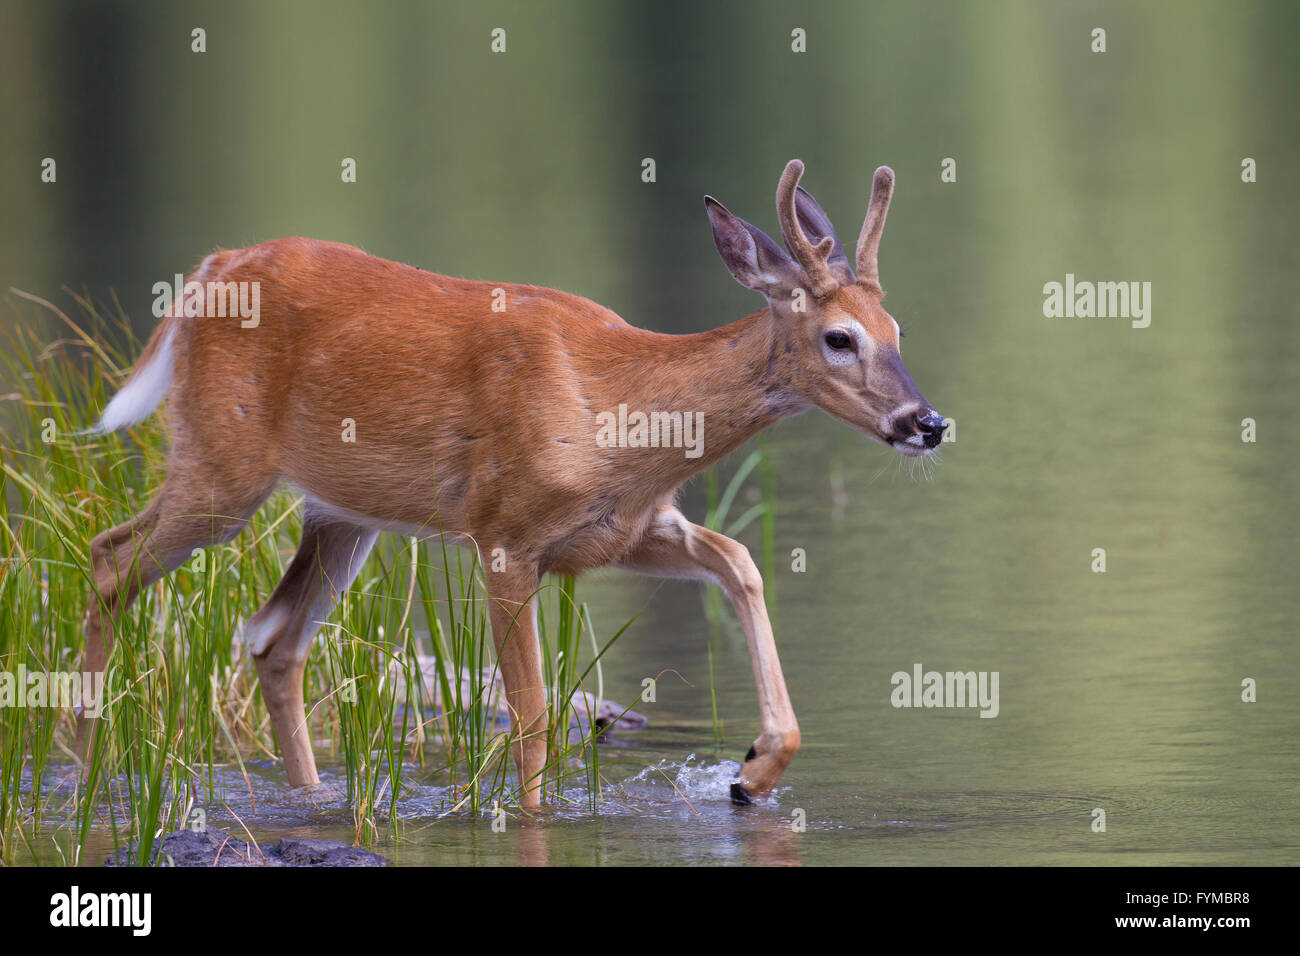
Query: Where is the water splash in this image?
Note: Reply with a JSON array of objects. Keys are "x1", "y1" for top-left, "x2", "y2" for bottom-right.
[{"x1": 621, "y1": 753, "x2": 754, "y2": 805}]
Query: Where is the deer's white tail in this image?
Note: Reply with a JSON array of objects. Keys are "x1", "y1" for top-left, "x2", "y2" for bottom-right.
[{"x1": 91, "y1": 320, "x2": 177, "y2": 435}]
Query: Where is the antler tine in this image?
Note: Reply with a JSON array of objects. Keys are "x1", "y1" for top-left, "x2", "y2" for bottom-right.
[
  {"x1": 856, "y1": 165, "x2": 894, "y2": 291},
  {"x1": 776, "y1": 160, "x2": 840, "y2": 298}
]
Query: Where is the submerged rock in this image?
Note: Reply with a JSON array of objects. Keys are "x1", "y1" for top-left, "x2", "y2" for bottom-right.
[
  {"x1": 397, "y1": 656, "x2": 649, "y2": 735},
  {"x1": 104, "y1": 827, "x2": 390, "y2": 867}
]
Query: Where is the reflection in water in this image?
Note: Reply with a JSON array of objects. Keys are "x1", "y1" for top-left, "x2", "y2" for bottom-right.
[
  {"x1": 515, "y1": 821, "x2": 549, "y2": 868},
  {"x1": 742, "y1": 816, "x2": 804, "y2": 868}
]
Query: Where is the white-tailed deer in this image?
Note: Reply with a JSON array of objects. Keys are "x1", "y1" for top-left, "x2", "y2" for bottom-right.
[{"x1": 79, "y1": 160, "x2": 943, "y2": 807}]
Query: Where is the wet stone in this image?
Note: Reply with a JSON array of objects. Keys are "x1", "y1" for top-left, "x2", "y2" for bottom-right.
[{"x1": 104, "y1": 826, "x2": 390, "y2": 867}]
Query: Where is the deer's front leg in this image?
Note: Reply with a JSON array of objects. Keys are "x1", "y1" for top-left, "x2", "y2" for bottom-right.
[
  {"x1": 619, "y1": 508, "x2": 800, "y2": 804},
  {"x1": 485, "y1": 559, "x2": 547, "y2": 810}
]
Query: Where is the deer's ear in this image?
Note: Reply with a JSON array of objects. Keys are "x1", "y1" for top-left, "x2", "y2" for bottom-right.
[{"x1": 705, "y1": 196, "x2": 800, "y2": 297}]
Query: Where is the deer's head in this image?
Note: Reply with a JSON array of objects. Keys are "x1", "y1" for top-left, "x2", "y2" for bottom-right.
[{"x1": 706, "y1": 160, "x2": 944, "y2": 457}]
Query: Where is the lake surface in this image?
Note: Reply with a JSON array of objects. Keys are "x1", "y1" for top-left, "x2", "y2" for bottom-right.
[{"x1": 6, "y1": 0, "x2": 1299, "y2": 865}]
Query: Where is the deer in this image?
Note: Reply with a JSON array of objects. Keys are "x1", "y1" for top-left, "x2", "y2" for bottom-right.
[{"x1": 76, "y1": 160, "x2": 945, "y2": 808}]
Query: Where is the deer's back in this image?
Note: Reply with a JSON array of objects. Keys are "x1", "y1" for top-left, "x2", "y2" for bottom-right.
[{"x1": 164, "y1": 238, "x2": 668, "y2": 567}]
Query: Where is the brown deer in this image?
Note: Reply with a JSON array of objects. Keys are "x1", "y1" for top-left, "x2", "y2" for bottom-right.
[{"x1": 78, "y1": 160, "x2": 944, "y2": 808}]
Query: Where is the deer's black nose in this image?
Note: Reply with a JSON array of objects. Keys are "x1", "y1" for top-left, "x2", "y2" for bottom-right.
[{"x1": 914, "y1": 411, "x2": 946, "y2": 449}]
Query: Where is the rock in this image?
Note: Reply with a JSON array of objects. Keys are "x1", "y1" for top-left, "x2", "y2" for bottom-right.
[
  {"x1": 272, "y1": 837, "x2": 389, "y2": 867},
  {"x1": 396, "y1": 656, "x2": 649, "y2": 735},
  {"x1": 104, "y1": 827, "x2": 389, "y2": 867}
]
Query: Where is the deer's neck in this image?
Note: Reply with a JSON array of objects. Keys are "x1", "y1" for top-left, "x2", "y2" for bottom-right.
[{"x1": 611, "y1": 308, "x2": 809, "y2": 489}]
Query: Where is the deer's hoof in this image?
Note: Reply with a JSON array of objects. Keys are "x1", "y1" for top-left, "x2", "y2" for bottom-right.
[
  {"x1": 733, "y1": 733, "x2": 798, "y2": 802},
  {"x1": 730, "y1": 746, "x2": 759, "y2": 805}
]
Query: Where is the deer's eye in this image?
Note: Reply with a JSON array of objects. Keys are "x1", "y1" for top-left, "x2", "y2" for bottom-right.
[{"x1": 824, "y1": 330, "x2": 854, "y2": 351}]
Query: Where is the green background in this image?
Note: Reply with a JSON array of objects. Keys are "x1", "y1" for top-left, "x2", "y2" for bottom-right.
[{"x1": 2, "y1": 0, "x2": 1296, "y2": 864}]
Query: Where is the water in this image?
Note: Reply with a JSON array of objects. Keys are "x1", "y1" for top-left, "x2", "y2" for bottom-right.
[{"x1": 5, "y1": 0, "x2": 1299, "y2": 864}]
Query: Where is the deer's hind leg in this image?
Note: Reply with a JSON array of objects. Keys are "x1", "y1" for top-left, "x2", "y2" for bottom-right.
[
  {"x1": 243, "y1": 502, "x2": 378, "y2": 787},
  {"x1": 76, "y1": 471, "x2": 274, "y2": 770}
]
